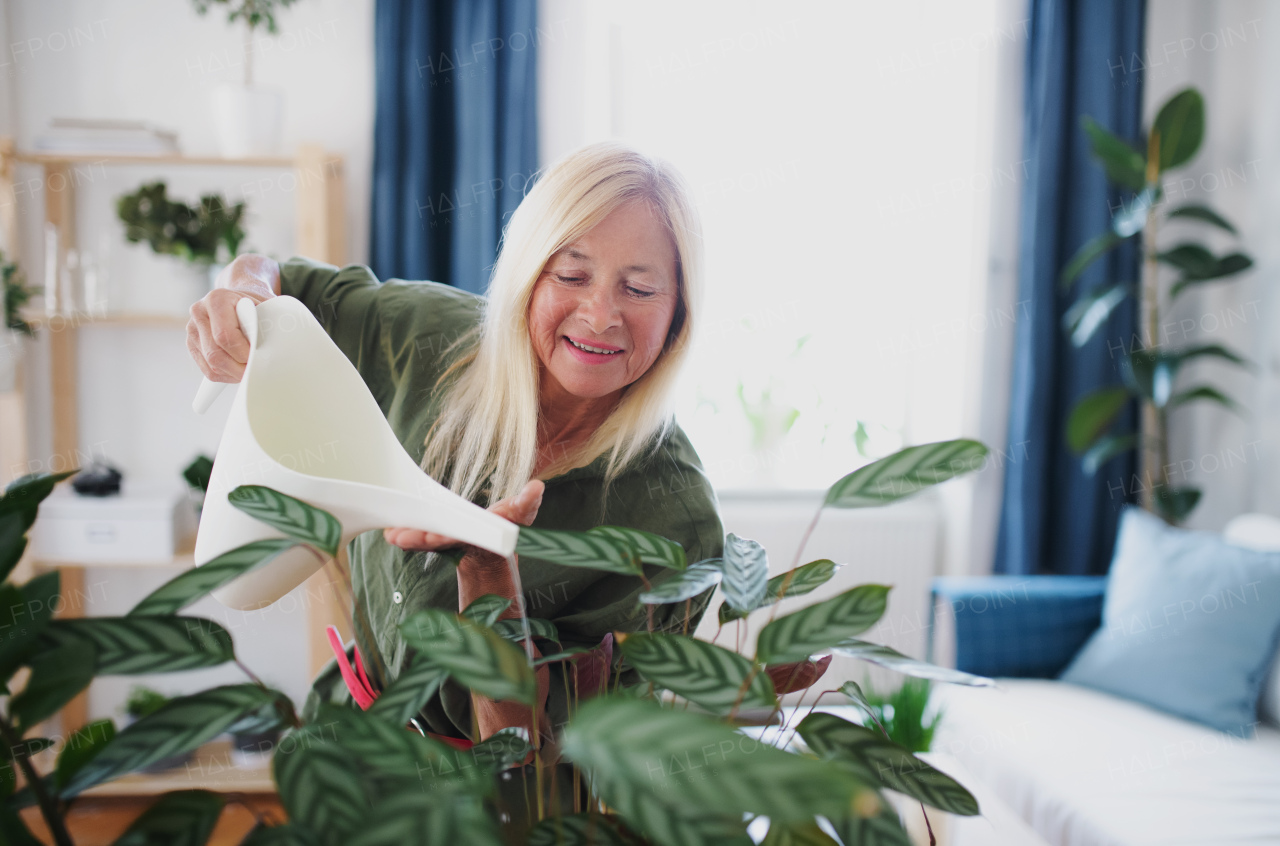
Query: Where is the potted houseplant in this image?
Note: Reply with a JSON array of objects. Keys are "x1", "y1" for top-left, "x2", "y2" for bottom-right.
[
  {"x1": 1, "y1": 250, "x2": 37, "y2": 393},
  {"x1": 0, "y1": 440, "x2": 993, "y2": 845},
  {"x1": 192, "y1": 0, "x2": 301, "y2": 157},
  {"x1": 116, "y1": 181, "x2": 247, "y2": 299},
  {"x1": 183, "y1": 454, "x2": 215, "y2": 518}
]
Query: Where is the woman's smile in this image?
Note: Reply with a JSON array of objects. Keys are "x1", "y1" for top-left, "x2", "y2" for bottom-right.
[{"x1": 563, "y1": 334, "x2": 624, "y2": 361}]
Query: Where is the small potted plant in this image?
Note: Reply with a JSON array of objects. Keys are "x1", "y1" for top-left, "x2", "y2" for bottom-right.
[
  {"x1": 193, "y1": 0, "x2": 302, "y2": 157},
  {"x1": 0, "y1": 250, "x2": 37, "y2": 393},
  {"x1": 182, "y1": 453, "x2": 215, "y2": 518},
  {"x1": 116, "y1": 181, "x2": 247, "y2": 296}
]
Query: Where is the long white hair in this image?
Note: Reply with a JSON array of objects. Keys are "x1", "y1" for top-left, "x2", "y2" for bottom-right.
[{"x1": 419, "y1": 142, "x2": 704, "y2": 505}]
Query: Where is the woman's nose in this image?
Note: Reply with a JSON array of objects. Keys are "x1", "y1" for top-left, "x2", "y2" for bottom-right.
[{"x1": 578, "y1": 284, "x2": 622, "y2": 332}]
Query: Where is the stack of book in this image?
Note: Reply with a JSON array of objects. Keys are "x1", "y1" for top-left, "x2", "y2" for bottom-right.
[{"x1": 34, "y1": 118, "x2": 180, "y2": 155}]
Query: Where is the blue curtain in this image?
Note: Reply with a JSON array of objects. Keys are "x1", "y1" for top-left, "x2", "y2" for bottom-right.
[
  {"x1": 994, "y1": 0, "x2": 1146, "y2": 576},
  {"x1": 370, "y1": 0, "x2": 538, "y2": 294}
]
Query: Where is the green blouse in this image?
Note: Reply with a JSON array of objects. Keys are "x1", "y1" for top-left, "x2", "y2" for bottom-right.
[{"x1": 281, "y1": 257, "x2": 724, "y2": 739}]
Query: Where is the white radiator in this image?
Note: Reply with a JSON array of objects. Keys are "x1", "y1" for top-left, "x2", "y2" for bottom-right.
[{"x1": 697, "y1": 492, "x2": 943, "y2": 702}]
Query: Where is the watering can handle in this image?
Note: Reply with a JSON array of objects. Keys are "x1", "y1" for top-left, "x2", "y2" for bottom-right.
[{"x1": 192, "y1": 297, "x2": 260, "y2": 415}]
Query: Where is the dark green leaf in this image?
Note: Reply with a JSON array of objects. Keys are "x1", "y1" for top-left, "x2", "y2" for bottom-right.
[
  {"x1": 366, "y1": 653, "x2": 448, "y2": 727},
  {"x1": 468, "y1": 726, "x2": 533, "y2": 770},
  {"x1": 9, "y1": 642, "x2": 95, "y2": 730},
  {"x1": 720, "y1": 534, "x2": 768, "y2": 613},
  {"x1": 721, "y1": 559, "x2": 842, "y2": 623},
  {"x1": 112, "y1": 789, "x2": 224, "y2": 846},
  {"x1": 1166, "y1": 203, "x2": 1237, "y2": 234},
  {"x1": 0, "y1": 571, "x2": 61, "y2": 682},
  {"x1": 590, "y1": 526, "x2": 687, "y2": 570},
  {"x1": 492, "y1": 616, "x2": 560, "y2": 644},
  {"x1": 345, "y1": 790, "x2": 502, "y2": 846},
  {"x1": 1063, "y1": 284, "x2": 1131, "y2": 347},
  {"x1": 460, "y1": 594, "x2": 511, "y2": 628},
  {"x1": 755, "y1": 585, "x2": 889, "y2": 665},
  {"x1": 825, "y1": 441, "x2": 988, "y2": 509},
  {"x1": 617, "y1": 633, "x2": 775, "y2": 713},
  {"x1": 50, "y1": 616, "x2": 234, "y2": 674},
  {"x1": 1177, "y1": 343, "x2": 1248, "y2": 367},
  {"x1": 1081, "y1": 116, "x2": 1147, "y2": 190},
  {"x1": 1170, "y1": 253, "x2": 1253, "y2": 298},
  {"x1": 1123, "y1": 350, "x2": 1176, "y2": 408},
  {"x1": 1154, "y1": 487, "x2": 1201, "y2": 524},
  {"x1": 1157, "y1": 242, "x2": 1216, "y2": 275},
  {"x1": 516, "y1": 527, "x2": 641, "y2": 576},
  {"x1": 837, "y1": 792, "x2": 913, "y2": 846},
  {"x1": 561, "y1": 697, "x2": 859, "y2": 836},
  {"x1": 227, "y1": 485, "x2": 341, "y2": 557},
  {"x1": 1065, "y1": 387, "x2": 1131, "y2": 453},
  {"x1": 1060, "y1": 231, "x2": 1123, "y2": 287},
  {"x1": 640, "y1": 559, "x2": 723, "y2": 605},
  {"x1": 0, "y1": 471, "x2": 77, "y2": 516},
  {"x1": 1152, "y1": 88, "x2": 1204, "y2": 170},
  {"x1": 797, "y1": 712, "x2": 979, "y2": 815},
  {"x1": 61, "y1": 684, "x2": 282, "y2": 797},
  {"x1": 527, "y1": 813, "x2": 632, "y2": 846},
  {"x1": 760, "y1": 820, "x2": 840, "y2": 845},
  {"x1": 1082, "y1": 433, "x2": 1141, "y2": 474},
  {"x1": 400, "y1": 609, "x2": 536, "y2": 705},
  {"x1": 54, "y1": 718, "x2": 116, "y2": 790},
  {"x1": 1111, "y1": 186, "x2": 1157, "y2": 237},
  {"x1": 0, "y1": 762, "x2": 13, "y2": 798},
  {"x1": 273, "y1": 723, "x2": 373, "y2": 846},
  {"x1": 1168, "y1": 385, "x2": 1242, "y2": 414},
  {"x1": 831, "y1": 639, "x2": 995, "y2": 686},
  {"x1": 0, "y1": 803, "x2": 42, "y2": 846},
  {"x1": 129, "y1": 539, "x2": 296, "y2": 616}
]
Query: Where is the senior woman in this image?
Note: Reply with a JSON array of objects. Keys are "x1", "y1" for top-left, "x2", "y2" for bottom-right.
[{"x1": 185, "y1": 143, "x2": 723, "y2": 751}]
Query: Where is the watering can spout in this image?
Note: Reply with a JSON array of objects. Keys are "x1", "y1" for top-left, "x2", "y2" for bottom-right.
[{"x1": 192, "y1": 295, "x2": 518, "y2": 611}]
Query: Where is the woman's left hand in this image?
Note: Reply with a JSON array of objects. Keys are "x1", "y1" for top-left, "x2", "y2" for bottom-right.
[{"x1": 383, "y1": 480, "x2": 545, "y2": 551}]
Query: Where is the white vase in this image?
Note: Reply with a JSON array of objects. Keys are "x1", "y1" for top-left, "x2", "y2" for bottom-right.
[{"x1": 211, "y1": 83, "x2": 284, "y2": 158}]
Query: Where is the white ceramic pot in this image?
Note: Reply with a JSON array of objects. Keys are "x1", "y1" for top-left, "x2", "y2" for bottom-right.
[{"x1": 211, "y1": 83, "x2": 284, "y2": 158}]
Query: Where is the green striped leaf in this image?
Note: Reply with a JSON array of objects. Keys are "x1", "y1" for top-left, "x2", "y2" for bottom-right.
[
  {"x1": 274, "y1": 723, "x2": 373, "y2": 846},
  {"x1": 825, "y1": 440, "x2": 988, "y2": 508},
  {"x1": 227, "y1": 485, "x2": 341, "y2": 557},
  {"x1": 9, "y1": 642, "x2": 95, "y2": 730},
  {"x1": 493, "y1": 616, "x2": 560, "y2": 644},
  {"x1": 720, "y1": 534, "x2": 768, "y2": 613},
  {"x1": 561, "y1": 697, "x2": 861, "y2": 831},
  {"x1": 112, "y1": 789, "x2": 224, "y2": 846},
  {"x1": 760, "y1": 820, "x2": 840, "y2": 846},
  {"x1": 366, "y1": 653, "x2": 449, "y2": 727},
  {"x1": 831, "y1": 639, "x2": 995, "y2": 686},
  {"x1": 797, "y1": 712, "x2": 979, "y2": 816},
  {"x1": 837, "y1": 793, "x2": 913, "y2": 846},
  {"x1": 49, "y1": 616, "x2": 234, "y2": 674},
  {"x1": 129, "y1": 539, "x2": 296, "y2": 616},
  {"x1": 346, "y1": 791, "x2": 502, "y2": 846},
  {"x1": 239, "y1": 824, "x2": 319, "y2": 846},
  {"x1": 755, "y1": 585, "x2": 889, "y2": 665},
  {"x1": 460, "y1": 594, "x2": 511, "y2": 627},
  {"x1": 617, "y1": 633, "x2": 775, "y2": 713},
  {"x1": 468, "y1": 726, "x2": 533, "y2": 770},
  {"x1": 54, "y1": 719, "x2": 115, "y2": 791},
  {"x1": 516, "y1": 527, "x2": 641, "y2": 575},
  {"x1": 720, "y1": 559, "x2": 840, "y2": 623},
  {"x1": 589, "y1": 526, "x2": 687, "y2": 570},
  {"x1": 400, "y1": 609, "x2": 536, "y2": 705},
  {"x1": 639, "y1": 559, "x2": 723, "y2": 605},
  {"x1": 61, "y1": 684, "x2": 281, "y2": 797},
  {"x1": 527, "y1": 813, "x2": 632, "y2": 846}
]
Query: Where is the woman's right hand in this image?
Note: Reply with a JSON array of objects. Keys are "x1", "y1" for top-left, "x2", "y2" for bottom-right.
[{"x1": 186, "y1": 255, "x2": 281, "y2": 383}]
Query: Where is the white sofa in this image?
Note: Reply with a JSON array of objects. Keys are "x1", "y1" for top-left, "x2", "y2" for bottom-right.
[{"x1": 929, "y1": 514, "x2": 1280, "y2": 846}]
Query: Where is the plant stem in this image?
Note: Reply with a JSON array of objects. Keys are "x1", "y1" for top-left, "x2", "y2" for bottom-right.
[
  {"x1": 764, "y1": 504, "x2": 824, "y2": 627},
  {"x1": 0, "y1": 716, "x2": 73, "y2": 846},
  {"x1": 1141, "y1": 130, "x2": 1166, "y2": 511}
]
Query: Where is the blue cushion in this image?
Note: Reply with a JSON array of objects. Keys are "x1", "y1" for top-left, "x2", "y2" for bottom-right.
[{"x1": 1059, "y1": 506, "x2": 1280, "y2": 735}]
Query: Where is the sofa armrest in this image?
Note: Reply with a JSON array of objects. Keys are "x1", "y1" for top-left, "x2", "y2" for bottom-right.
[{"x1": 929, "y1": 576, "x2": 1107, "y2": 679}]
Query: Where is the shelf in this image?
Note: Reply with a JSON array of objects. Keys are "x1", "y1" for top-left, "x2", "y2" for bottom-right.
[
  {"x1": 34, "y1": 540, "x2": 196, "y2": 569},
  {"x1": 11, "y1": 151, "x2": 297, "y2": 168},
  {"x1": 18, "y1": 309, "x2": 189, "y2": 329}
]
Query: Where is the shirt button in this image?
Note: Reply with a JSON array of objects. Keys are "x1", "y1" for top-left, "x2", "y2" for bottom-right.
[{"x1": 392, "y1": 591, "x2": 403, "y2": 604}]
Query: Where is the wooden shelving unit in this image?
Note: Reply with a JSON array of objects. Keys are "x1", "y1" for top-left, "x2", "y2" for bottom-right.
[{"x1": 0, "y1": 137, "x2": 352, "y2": 735}]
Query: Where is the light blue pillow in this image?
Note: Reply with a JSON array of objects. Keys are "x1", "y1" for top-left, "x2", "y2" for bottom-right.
[{"x1": 1060, "y1": 506, "x2": 1280, "y2": 735}]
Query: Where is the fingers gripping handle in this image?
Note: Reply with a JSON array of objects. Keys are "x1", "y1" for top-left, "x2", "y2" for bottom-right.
[{"x1": 192, "y1": 297, "x2": 260, "y2": 415}]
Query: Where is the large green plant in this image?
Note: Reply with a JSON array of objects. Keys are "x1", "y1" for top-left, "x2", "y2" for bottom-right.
[
  {"x1": 1062, "y1": 87, "x2": 1252, "y2": 524},
  {"x1": 2, "y1": 439, "x2": 992, "y2": 846},
  {"x1": 116, "y1": 182, "x2": 247, "y2": 266}
]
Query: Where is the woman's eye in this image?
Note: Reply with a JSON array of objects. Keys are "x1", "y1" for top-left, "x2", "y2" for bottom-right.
[
  {"x1": 555, "y1": 274, "x2": 586, "y2": 283},
  {"x1": 627, "y1": 286, "x2": 657, "y2": 298}
]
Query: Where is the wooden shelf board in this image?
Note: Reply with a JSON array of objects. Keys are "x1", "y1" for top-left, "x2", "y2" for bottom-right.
[
  {"x1": 12, "y1": 151, "x2": 297, "y2": 168},
  {"x1": 19, "y1": 309, "x2": 189, "y2": 329}
]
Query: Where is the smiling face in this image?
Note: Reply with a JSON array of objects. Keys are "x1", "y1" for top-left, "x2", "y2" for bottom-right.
[{"x1": 527, "y1": 200, "x2": 680, "y2": 405}]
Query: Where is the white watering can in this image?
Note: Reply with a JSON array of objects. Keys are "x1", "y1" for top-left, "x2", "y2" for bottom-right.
[{"x1": 192, "y1": 296, "x2": 518, "y2": 610}]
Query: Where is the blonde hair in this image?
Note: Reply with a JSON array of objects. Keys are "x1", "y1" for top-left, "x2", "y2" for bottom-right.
[{"x1": 419, "y1": 142, "x2": 704, "y2": 505}]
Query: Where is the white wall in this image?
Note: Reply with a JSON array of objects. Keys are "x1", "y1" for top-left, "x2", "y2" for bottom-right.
[
  {"x1": 1143, "y1": 3, "x2": 1279, "y2": 530},
  {"x1": 1, "y1": 0, "x2": 375, "y2": 716}
]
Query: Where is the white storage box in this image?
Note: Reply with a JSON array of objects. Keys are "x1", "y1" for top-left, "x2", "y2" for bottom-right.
[{"x1": 30, "y1": 482, "x2": 193, "y2": 564}]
